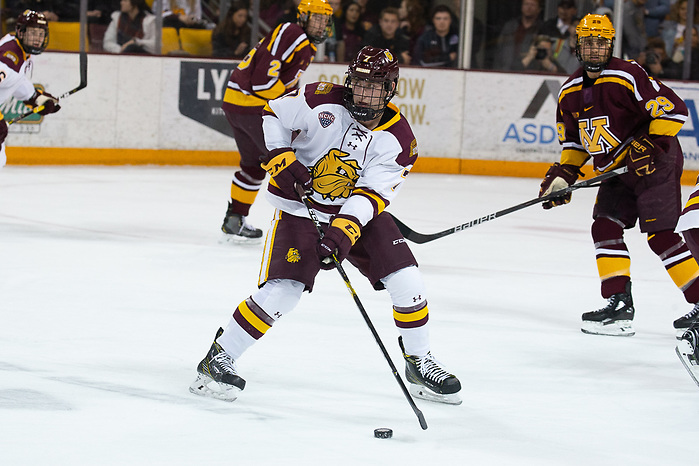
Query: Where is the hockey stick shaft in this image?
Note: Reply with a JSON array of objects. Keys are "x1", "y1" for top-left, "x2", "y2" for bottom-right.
[
  {"x1": 391, "y1": 165, "x2": 629, "y2": 244},
  {"x1": 8, "y1": 51, "x2": 87, "y2": 126},
  {"x1": 295, "y1": 184, "x2": 428, "y2": 430}
]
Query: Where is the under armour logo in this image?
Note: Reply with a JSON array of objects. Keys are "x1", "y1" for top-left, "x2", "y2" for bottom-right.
[
  {"x1": 413, "y1": 295, "x2": 422, "y2": 302},
  {"x1": 347, "y1": 141, "x2": 357, "y2": 150},
  {"x1": 274, "y1": 312, "x2": 282, "y2": 319}
]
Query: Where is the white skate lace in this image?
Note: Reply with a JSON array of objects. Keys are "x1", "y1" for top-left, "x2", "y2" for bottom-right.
[
  {"x1": 416, "y1": 353, "x2": 451, "y2": 384},
  {"x1": 680, "y1": 304, "x2": 699, "y2": 321},
  {"x1": 212, "y1": 352, "x2": 238, "y2": 375}
]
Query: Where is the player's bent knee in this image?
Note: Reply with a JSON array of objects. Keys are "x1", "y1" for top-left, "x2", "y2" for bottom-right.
[{"x1": 382, "y1": 266, "x2": 426, "y2": 307}]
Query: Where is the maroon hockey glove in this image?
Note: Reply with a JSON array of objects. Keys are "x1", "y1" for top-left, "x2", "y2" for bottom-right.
[
  {"x1": 538, "y1": 163, "x2": 582, "y2": 209},
  {"x1": 23, "y1": 90, "x2": 61, "y2": 115},
  {"x1": 0, "y1": 118, "x2": 7, "y2": 146},
  {"x1": 261, "y1": 149, "x2": 312, "y2": 198},
  {"x1": 626, "y1": 134, "x2": 657, "y2": 176},
  {"x1": 318, "y1": 215, "x2": 361, "y2": 270}
]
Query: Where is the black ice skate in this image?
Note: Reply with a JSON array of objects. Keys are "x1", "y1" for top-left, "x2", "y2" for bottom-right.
[
  {"x1": 189, "y1": 328, "x2": 246, "y2": 402},
  {"x1": 673, "y1": 303, "x2": 699, "y2": 338},
  {"x1": 581, "y1": 283, "x2": 635, "y2": 337},
  {"x1": 221, "y1": 202, "x2": 262, "y2": 242},
  {"x1": 676, "y1": 324, "x2": 699, "y2": 388},
  {"x1": 398, "y1": 336, "x2": 462, "y2": 405}
]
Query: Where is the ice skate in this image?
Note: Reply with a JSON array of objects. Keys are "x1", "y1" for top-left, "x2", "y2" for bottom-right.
[
  {"x1": 220, "y1": 202, "x2": 263, "y2": 243},
  {"x1": 674, "y1": 303, "x2": 699, "y2": 338},
  {"x1": 189, "y1": 328, "x2": 246, "y2": 402},
  {"x1": 676, "y1": 324, "x2": 699, "y2": 388},
  {"x1": 398, "y1": 336, "x2": 462, "y2": 405},
  {"x1": 581, "y1": 284, "x2": 635, "y2": 336}
]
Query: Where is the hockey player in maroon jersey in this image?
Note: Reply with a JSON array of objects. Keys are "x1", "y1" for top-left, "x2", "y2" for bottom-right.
[
  {"x1": 0, "y1": 10, "x2": 60, "y2": 170},
  {"x1": 219, "y1": 0, "x2": 333, "y2": 241},
  {"x1": 538, "y1": 13, "x2": 699, "y2": 337},
  {"x1": 190, "y1": 46, "x2": 462, "y2": 405}
]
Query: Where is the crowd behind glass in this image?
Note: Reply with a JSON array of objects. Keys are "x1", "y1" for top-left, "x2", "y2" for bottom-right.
[{"x1": 1, "y1": 0, "x2": 697, "y2": 79}]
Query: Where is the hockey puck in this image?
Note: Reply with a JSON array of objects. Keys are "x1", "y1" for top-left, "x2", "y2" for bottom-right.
[{"x1": 374, "y1": 428, "x2": 393, "y2": 439}]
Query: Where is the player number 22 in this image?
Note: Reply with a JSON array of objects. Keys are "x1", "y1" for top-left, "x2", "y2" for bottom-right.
[{"x1": 646, "y1": 97, "x2": 675, "y2": 117}]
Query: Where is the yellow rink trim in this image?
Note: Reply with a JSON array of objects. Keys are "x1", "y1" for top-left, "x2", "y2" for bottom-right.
[{"x1": 7, "y1": 147, "x2": 699, "y2": 185}]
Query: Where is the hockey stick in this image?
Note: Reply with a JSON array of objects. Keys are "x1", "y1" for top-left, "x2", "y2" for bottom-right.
[
  {"x1": 390, "y1": 165, "x2": 629, "y2": 244},
  {"x1": 295, "y1": 184, "x2": 429, "y2": 431},
  {"x1": 8, "y1": 51, "x2": 88, "y2": 125}
]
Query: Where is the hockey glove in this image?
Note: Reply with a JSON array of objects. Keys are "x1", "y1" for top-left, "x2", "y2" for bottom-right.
[
  {"x1": 0, "y1": 118, "x2": 7, "y2": 146},
  {"x1": 24, "y1": 89, "x2": 61, "y2": 115},
  {"x1": 626, "y1": 134, "x2": 657, "y2": 176},
  {"x1": 260, "y1": 149, "x2": 312, "y2": 199},
  {"x1": 318, "y1": 215, "x2": 361, "y2": 270},
  {"x1": 538, "y1": 163, "x2": 582, "y2": 209}
]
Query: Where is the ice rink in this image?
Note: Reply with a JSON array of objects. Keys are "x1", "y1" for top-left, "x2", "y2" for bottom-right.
[{"x1": 1, "y1": 165, "x2": 698, "y2": 465}]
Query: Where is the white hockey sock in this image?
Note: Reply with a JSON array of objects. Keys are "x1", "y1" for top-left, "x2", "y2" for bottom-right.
[
  {"x1": 382, "y1": 266, "x2": 431, "y2": 357},
  {"x1": 217, "y1": 279, "x2": 304, "y2": 359}
]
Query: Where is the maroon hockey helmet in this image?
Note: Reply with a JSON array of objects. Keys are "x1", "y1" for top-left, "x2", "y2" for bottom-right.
[
  {"x1": 343, "y1": 46, "x2": 399, "y2": 121},
  {"x1": 15, "y1": 9, "x2": 49, "y2": 55}
]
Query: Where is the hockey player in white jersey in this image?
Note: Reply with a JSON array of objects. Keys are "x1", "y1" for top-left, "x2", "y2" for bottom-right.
[
  {"x1": 190, "y1": 46, "x2": 462, "y2": 405},
  {"x1": 0, "y1": 10, "x2": 61, "y2": 170}
]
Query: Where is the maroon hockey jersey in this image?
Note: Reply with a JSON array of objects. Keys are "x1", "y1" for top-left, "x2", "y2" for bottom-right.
[
  {"x1": 222, "y1": 22, "x2": 317, "y2": 114},
  {"x1": 556, "y1": 57, "x2": 688, "y2": 172}
]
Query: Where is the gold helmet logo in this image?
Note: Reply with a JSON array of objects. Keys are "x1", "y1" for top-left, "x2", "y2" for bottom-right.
[
  {"x1": 576, "y1": 14, "x2": 615, "y2": 40},
  {"x1": 311, "y1": 149, "x2": 360, "y2": 200}
]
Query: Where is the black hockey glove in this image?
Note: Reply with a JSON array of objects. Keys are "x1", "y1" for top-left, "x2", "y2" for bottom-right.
[
  {"x1": 318, "y1": 215, "x2": 361, "y2": 270},
  {"x1": 538, "y1": 163, "x2": 582, "y2": 209},
  {"x1": 24, "y1": 89, "x2": 61, "y2": 115},
  {"x1": 626, "y1": 134, "x2": 658, "y2": 176},
  {"x1": 260, "y1": 149, "x2": 312, "y2": 199}
]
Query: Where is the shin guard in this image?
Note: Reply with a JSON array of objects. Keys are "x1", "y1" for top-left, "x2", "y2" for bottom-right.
[
  {"x1": 648, "y1": 230, "x2": 699, "y2": 303},
  {"x1": 592, "y1": 217, "x2": 631, "y2": 298}
]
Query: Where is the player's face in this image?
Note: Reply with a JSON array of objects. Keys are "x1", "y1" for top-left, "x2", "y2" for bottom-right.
[
  {"x1": 351, "y1": 78, "x2": 388, "y2": 112},
  {"x1": 24, "y1": 27, "x2": 46, "y2": 48},
  {"x1": 306, "y1": 13, "x2": 331, "y2": 38},
  {"x1": 579, "y1": 36, "x2": 611, "y2": 66}
]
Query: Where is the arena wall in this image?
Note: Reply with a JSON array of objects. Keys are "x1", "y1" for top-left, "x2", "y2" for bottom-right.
[{"x1": 6, "y1": 52, "x2": 699, "y2": 183}]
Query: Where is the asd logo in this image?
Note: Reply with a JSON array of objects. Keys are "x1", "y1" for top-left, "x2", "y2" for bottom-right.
[{"x1": 502, "y1": 79, "x2": 559, "y2": 144}]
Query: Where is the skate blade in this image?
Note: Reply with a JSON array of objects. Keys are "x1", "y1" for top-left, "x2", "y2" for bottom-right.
[
  {"x1": 676, "y1": 340, "x2": 699, "y2": 388},
  {"x1": 676, "y1": 329, "x2": 690, "y2": 340},
  {"x1": 218, "y1": 232, "x2": 263, "y2": 245},
  {"x1": 189, "y1": 374, "x2": 242, "y2": 402},
  {"x1": 408, "y1": 383, "x2": 462, "y2": 405},
  {"x1": 581, "y1": 320, "x2": 635, "y2": 337}
]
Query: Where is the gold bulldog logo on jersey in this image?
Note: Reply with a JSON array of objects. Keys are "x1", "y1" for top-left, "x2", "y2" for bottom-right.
[
  {"x1": 286, "y1": 248, "x2": 301, "y2": 263},
  {"x1": 311, "y1": 149, "x2": 360, "y2": 200}
]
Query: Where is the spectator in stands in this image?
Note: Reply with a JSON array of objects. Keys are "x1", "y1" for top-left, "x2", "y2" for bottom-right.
[
  {"x1": 7, "y1": 0, "x2": 80, "y2": 22},
  {"x1": 661, "y1": 0, "x2": 699, "y2": 62},
  {"x1": 212, "y1": 1, "x2": 251, "y2": 58},
  {"x1": 103, "y1": 0, "x2": 156, "y2": 54},
  {"x1": 275, "y1": 0, "x2": 303, "y2": 26},
  {"x1": 493, "y1": 0, "x2": 543, "y2": 71},
  {"x1": 540, "y1": 0, "x2": 577, "y2": 40},
  {"x1": 550, "y1": 18, "x2": 580, "y2": 74},
  {"x1": 159, "y1": 0, "x2": 213, "y2": 30},
  {"x1": 260, "y1": 0, "x2": 287, "y2": 28},
  {"x1": 336, "y1": 1, "x2": 365, "y2": 62},
  {"x1": 643, "y1": 0, "x2": 671, "y2": 38},
  {"x1": 399, "y1": 0, "x2": 426, "y2": 58},
  {"x1": 363, "y1": 7, "x2": 411, "y2": 64},
  {"x1": 413, "y1": 4, "x2": 458, "y2": 67},
  {"x1": 637, "y1": 36, "x2": 683, "y2": 79},
  {"x1": 520, "y1": 33, "x2": 561, "y2": 73}
]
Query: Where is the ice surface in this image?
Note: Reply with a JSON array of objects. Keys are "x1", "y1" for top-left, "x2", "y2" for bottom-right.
[{"x1": 1, "y1": 166, "x2": 698, "y2": 465}]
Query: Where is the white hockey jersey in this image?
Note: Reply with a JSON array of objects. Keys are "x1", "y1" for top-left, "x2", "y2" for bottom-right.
[
  {"x1": 262, "y1": 82, "x2": 418, "y2": 227},
  {"x1": 0, "y1": 34, "x2": 36, "y2": 108}
]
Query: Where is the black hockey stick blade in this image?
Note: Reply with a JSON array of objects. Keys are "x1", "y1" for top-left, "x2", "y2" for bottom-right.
[
  {"x1": 8, "y1": 52, "x2": 88, "y2": 125},
  {"x1": 391, "y1": 165, "x2": 628, "y2": 244}
]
